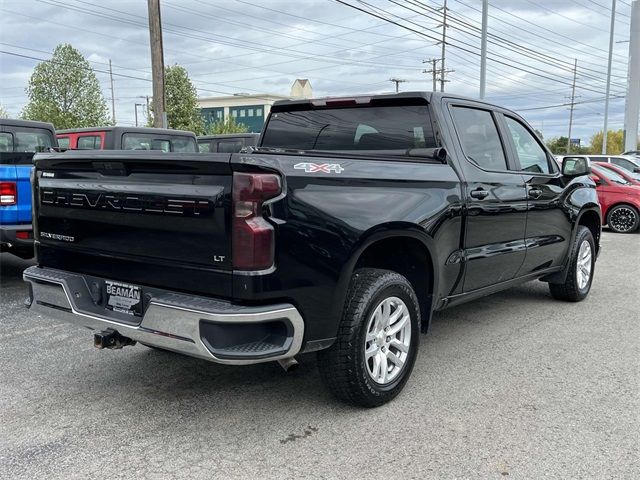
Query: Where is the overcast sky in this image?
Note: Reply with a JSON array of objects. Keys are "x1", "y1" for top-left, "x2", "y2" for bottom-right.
[{"x1": 0, "y1": 0, "x2": 634, "y2": 144}]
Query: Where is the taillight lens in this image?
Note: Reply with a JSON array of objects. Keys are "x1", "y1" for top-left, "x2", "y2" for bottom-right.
[
  {"x1": 232, "y1": 172, "x2": 281, "y2": 270},
  {"x1": 0, "y1": 182, "x2": 17, "y2": 206}
]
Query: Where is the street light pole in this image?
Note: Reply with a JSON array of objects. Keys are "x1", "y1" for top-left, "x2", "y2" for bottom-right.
[
  {"x1": 602, "y1": 0, "x2": 617, "y2": 154},
  {"x1": 134, "y1": 103, "x2": 144, "y2": 127}
]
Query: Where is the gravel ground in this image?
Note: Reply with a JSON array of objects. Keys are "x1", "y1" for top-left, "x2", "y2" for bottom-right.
[{"x1": 0, "y1": 230, "x2": 638, "y2": 479}]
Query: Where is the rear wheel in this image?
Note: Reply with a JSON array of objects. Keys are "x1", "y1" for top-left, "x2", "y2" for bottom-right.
[
  {"x1": 606, "y1": 204, "x2": 639, "y2": 233},
  {"x1": 317, "y1": 268, "x2": 420, "y2": 408},
  {"x1": 549, "y1": 226, "x2": 595, "y2": 302}
]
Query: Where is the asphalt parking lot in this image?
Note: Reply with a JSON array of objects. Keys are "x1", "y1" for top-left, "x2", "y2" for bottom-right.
[{"x1": 1, "y1": 230, "x2": 638, "y2": 479}]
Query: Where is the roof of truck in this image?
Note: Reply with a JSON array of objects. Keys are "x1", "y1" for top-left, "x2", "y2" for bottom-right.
[
  {"x1": 0, "y1": 118, "x2": 56, "y2": 132},
  {"x1": 56, "y1": 126, "x2": 196, "y2": 137},
  {"x1": 270, "y1": 92, "x2": 494, "y2": 109}
]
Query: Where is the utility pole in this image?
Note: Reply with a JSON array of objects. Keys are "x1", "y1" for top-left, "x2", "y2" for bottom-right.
[
  {"x1": 479, "y1": 0, "x2": 488, "y2": 99},
  {"x1": 624, "y1": 0, "x2": 640, "y2": 151},
  {"x1": 389, "y1": 78, "x2": 406, "y2": 93},
  {"x1": 440, "y1": 0, "x2": 448, "y2": 92},
  {"x1": 602, "y1": 0, "x2": 617, "y2": 154},
  {"x1": 108, "y1": 59, "x2": 116, "y2": 125},
  {"x1": 148, "y1": 0, "x2": 166, "y2": 128},
  {"x1": 567, "y1": 58, "x2": 578, "y2": 155},
  {"x1": 423, "y1": 58, "x2": 439, "y2": 91}
]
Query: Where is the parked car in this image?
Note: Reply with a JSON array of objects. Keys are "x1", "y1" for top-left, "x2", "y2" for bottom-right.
[
  {"x1": 558, "y1": 154, "x2": 640, "y2": 175},
  {"x1": 593, "y1": 161, "x2": 640, "y2": 185},
  {"x1": 589, "y1": 164, "x2": 640, "y2": 233},
  {"x1": 197, "y1": 133, "x2": 259, "y2": 153},
  {"x1": 1, "y1": 119, "x2": 57, "y2": 259},
  {"x1": 622, "y1": 150, "x2": 640, "y2": 160},
  {"x1": 24, "y1": 92, "x2": 601, "y2": 407},
  {"x1": 56, "y1": 126, "x2": 198, "y2": 152}
]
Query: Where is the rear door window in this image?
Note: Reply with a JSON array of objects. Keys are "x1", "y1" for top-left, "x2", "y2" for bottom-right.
[
  {"x1": 77, "y1": 135, "x2": 101, "y2": 149},
  {"x1": 57, "y1": 136, "x2": 70, "y2": 149},
  {"x1": 0, "y1": 132, "x2": 13, "y2": 152},
  {"x1": 14, "y1": 130, "x2": 52, "y2": 152},
  {"x1": 261, "y1": 104, "x2": 436, "y2": 152},
  {"x1": 450, "y1": 106, "x2": 508, "y2": 171},
  {"x1": 504, "y1": 116, "x2": 552, "y2": 174},
  {"x1": 217, "y1": 140, "x2": 244, "y2": 153},
  {"x1": 172, "y1": 137, "x2": 197, "y2": 152},
  {"x1": 123, "y1": 134, "x2": 170, "y2": 152}
]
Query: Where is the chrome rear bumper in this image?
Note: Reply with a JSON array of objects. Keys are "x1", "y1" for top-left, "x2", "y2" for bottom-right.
[{"x1": 23, "y1": 266, "x2": 304, "y2": 365}]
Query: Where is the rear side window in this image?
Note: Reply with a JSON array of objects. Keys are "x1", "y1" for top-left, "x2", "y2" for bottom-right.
[
  {"x1": 77, "y1": 135, "x2": 101, "y2": 149},
  {"x1": 0, "y1": 132, "x2": 13, "y2": 152},
  {"x1": 57, "y1": 136, "x2": 70, "y2": 149},
  {"x1": 451, "y1": 106, "x2": 507, "y2": 171},
  {"x1": 261, "y1": 105, "x2": 436, "y2": 152},
  {"x1": 504, "y1": 116, "x2": 551, "y2": 174}
]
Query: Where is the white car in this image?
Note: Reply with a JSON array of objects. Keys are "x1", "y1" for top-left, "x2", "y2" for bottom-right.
[{"x1": 556, "y1": 154, "x2": 640, "y2": 174}]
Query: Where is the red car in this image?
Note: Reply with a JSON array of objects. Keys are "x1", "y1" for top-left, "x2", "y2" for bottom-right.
[
  {"x1": 590, "y1": 165, "x2": 640, "y2": 233},
  {"x1": 593, "y1": 161, "x2": 640, "y2": 186}
]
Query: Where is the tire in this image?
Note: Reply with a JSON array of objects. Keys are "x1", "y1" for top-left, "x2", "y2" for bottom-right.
[
  {"x1": 606, "y1": 204, "x2": 640, "y2": 233},
  {"x1": 317, "y1": 268, "x2": 420, "y2": 408},
  {"x1": 549, "y1": 226, "x2": 595, "y2": 302}
]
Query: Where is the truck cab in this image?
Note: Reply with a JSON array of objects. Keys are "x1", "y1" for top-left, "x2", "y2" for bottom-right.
[
  {"x1": 1, "y1": 118, "x2": 57, "y2": 259},
  {"x1": 56, "y1": 126, "x2": 198, "y2": 152}
]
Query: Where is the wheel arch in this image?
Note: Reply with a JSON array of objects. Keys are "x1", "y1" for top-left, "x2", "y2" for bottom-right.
[{"x1": 335, "y1": 225, "x2": 439, "y2": 333}]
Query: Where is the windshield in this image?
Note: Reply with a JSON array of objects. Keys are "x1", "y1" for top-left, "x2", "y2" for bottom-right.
[
  {"x1": 595, "y1": 167, "x2": 631, "y2": 185},
  {"x1": 261, "y1": 105, "x2": 436, "y2": 153}
]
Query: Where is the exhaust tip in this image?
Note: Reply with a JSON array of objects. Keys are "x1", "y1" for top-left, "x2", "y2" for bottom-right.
[{"x1": 277, "y1": 357, "x2": 299, "y2": 372}]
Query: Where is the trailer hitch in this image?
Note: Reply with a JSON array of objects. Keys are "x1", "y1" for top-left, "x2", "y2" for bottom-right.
[{"x1": 94, "y1": 329, "x2": 137, "y2": 349}]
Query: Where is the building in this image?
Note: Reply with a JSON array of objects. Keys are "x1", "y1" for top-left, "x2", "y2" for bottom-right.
[{"x1": 198, "y1": 79, "x2": 313, "y2": 133}]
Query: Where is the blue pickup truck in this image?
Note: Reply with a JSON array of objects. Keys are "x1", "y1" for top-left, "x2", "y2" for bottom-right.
[{"x1": 1, "y1": 119, "x2": 57, "y2": 259}]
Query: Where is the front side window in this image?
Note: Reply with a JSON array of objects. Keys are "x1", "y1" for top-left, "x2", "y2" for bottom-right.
[
  {"x1": 504, "y1": 116, "x2": 551, "y2": 174},
  {"x1": 77, "y1": 135, "x2": 101, "y2": 149},
  {"x1": 0, "y1": 132, "x2": 13, "y2": 152},
  {"x1": 451, "y1": 106, "x2": 507, "y2": 171},
  {"x1": 262, "y1": 105, "x2": 436, "y2": 153}
]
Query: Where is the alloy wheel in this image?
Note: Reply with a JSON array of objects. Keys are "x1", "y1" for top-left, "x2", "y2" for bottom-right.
[
  {"x1": 364, "y1": 296, "x2": 412, "y2": 385},
  {"x1": 576, "y1": 240, "x2": 592, "y2": 290},
  {"x1": 609, "y1": 206, "x2": 637, "y2": 232}
]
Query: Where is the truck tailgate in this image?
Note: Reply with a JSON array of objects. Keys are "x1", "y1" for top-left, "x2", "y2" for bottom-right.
[{"x1": 33, "y1": 151, "x2": 233, "y2": 297}]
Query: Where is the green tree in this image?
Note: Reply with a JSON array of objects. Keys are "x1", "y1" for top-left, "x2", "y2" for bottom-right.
[
  {"x1": 0, "y1": 103, "x2": 9, "y2": 118},
  {"x1": 149, "y1": 65, "x2": 204, "y2": 134},
  {"x1": 545, "y1": 136, "x2": 590, "y2": 154},
  {"x1": 22, "y1": 44, "x2": 110, "y2": 129},
  {"x1": 205, "y1": 116, "x2": 249, "y2": 135},
  {"x1": 590, "y1": 129, "x2": 624, "y2": 154}
]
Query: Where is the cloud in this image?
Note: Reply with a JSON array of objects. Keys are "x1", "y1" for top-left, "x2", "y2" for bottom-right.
[{"x1": 0, "y1": 0, "x2": 633, "y2": 141}]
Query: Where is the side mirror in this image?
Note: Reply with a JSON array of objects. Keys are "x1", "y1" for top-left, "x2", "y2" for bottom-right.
[
  {"x1": 634, "y1": 167, "x2": 640, "y2": 173},
  {"x1": 589, "y1": 175, "x2": 601, "y2": 185},
  {"x1": 562, "y1": 156, "x2": 591, "y2": 177}
]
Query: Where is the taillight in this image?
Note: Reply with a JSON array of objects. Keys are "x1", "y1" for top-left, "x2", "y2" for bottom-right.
[
  {"x1": 232, "y1": 172, "x2": 281, "y2": 270},
  {"x1": 0, "y1": 182, "x2": 17, "y2": 206}
]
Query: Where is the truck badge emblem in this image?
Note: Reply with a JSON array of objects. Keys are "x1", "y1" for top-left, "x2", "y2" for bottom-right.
[{"x1": 294, "y1": 162, "x2": 344, "y2": 174}]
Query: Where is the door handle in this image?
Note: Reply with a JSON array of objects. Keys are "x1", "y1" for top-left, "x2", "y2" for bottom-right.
[
  {"x1": 528, "y1": 188, "x2": 543, "y2": 199},
  {"x1": 469, "y1": 188, "x2": 489, "y2": 200}
]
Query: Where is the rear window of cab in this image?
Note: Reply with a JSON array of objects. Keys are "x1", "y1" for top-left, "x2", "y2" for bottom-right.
[{"x1": 122, "y1": 133, "x2": 196, "y2": 152}]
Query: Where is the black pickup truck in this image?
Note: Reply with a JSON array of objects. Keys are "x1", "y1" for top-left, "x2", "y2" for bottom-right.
[{"x1": 24, "y1": 92, "x2": 600, "y2": 407}]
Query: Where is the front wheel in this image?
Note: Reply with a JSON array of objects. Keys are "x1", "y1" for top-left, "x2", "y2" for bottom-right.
[
  {"x1": 317, "y1": 268, "x2": 420, "y2": 408},
  {"x1": 606, "y1": 204, "x2": 639, "y2": 233},
  {"x1": 549, "y1": 226, "x2": 595, "y2": 302}
]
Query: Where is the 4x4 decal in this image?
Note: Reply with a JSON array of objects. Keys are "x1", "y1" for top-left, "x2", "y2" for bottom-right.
[{"x1": 294, "y1": 162, "x2": 344, "y2": 174}]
